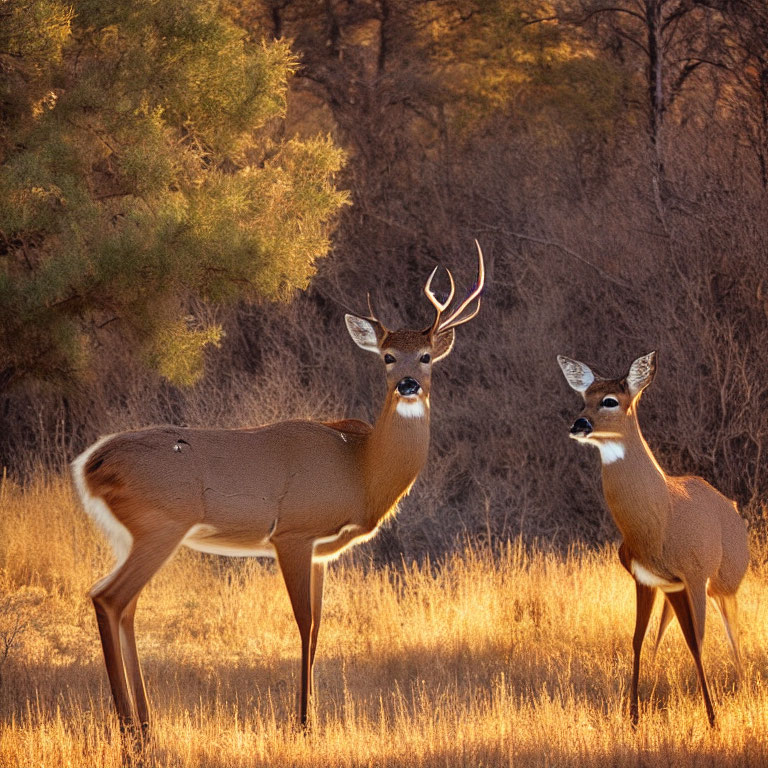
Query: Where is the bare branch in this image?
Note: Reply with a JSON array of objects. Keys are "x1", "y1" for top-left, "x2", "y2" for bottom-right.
[{"x1": 499, "y1": 230, "x2": 633, "y2": 290}]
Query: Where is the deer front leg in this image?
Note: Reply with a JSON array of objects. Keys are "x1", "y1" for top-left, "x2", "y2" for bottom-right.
[
  {"x1": 630, "y1": 581, "x2": 656, "y2": 727},
  {"x1": 275, "y1": 540, "x2": 316, "y2": 727},
  {"x1": 665, "y1": 584, "x2": 715, "y2": 727}
]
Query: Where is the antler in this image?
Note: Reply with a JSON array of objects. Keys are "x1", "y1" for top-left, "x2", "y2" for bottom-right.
[
  {"x1": 423, "y1": 239, "x2": 485, "y2": 335},
  {"x1": 366, "y1": 293, "x2": 378, "y2": 323},
  {"x1": 358, "y1": 292, "x2": 389, "y2": 332},
  {"x1": 424, "y1": 263, "x2": 455, "y2": 335}
]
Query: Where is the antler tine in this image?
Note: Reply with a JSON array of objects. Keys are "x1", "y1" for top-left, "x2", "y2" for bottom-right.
[
  {"x1": 366, "y1": 292, "x2": 378, "y2": 322},
  {"x1": 424, "y1": 263, "x2": 455, "y2": 311},
  {"x1": 424, "y1": 264, "x2": 455, "y2": 334},
  {"x1": 359, "y1": 291, "x2": 390, "y2": 332},
  {"x1": 435, "y1": 239, "x2": 485, "y2": 332}
]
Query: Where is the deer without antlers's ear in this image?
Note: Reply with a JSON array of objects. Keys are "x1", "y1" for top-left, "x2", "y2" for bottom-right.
[
  {"x1": 626, "y1": 351, "x2": 657, "y2": 397},
  {"x1": 557, "y1": 355, "x2": 596, "y2": 393}
]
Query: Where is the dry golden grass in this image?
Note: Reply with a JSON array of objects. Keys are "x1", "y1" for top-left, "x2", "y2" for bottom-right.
[{"x1": 1, "y1": 476, "x2": 767, "y2": 767}]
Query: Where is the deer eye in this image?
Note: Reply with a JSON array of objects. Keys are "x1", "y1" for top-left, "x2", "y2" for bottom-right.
[
  {"x1": 601, "y1": 397, "x2": 620, "y2": 409},
  {"x1": 420, "y1": 353, "x2": 431, "y2": 364},
  {"x1": 384, "y1": 353, "x2": 396, "y2": 364}
]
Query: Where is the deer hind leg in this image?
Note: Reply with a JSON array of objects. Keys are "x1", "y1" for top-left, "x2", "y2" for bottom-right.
[
  {"x1": 710, "y1": 592, "x2": 743, "y2": 680},
  {"x1": 92, "y1": 587, "x2": 134, "y2": 731},
  {"x1": 275, "y1": 539, "x2": 315, "y2": 728},
  {"x1": 630, "y1": 582, "x2": 656, "y2": 726},
  {"x1": 120, "y1": 595, "x2": 151, "y2": 738},
  {"x1": 91, "y1": 528, "x2": 187, "y2": 735},
  {"x1": 665, "y1": 584, "x2": 716, "y2": 727},
  {"x1": 652, "y1": 597, "x2": 674, "y2": 662},
  {"x1": 309, "y1": 561, "x2": 326, "y2": 696}
]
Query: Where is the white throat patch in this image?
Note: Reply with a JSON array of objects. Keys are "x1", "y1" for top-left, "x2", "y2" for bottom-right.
[
  {"x1": 597, "y1": 440, "x2": 625, "y2": 464},
  {"x1": 396, "y1": 398, "x2": 426, "y2": 419}
]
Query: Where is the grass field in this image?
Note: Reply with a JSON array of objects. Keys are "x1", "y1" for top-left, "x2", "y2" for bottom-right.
[{"x1": 1, "y1": 476, "x2": 767, "y2": 767}]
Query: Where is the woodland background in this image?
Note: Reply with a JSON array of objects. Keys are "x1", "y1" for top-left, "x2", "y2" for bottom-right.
[{"x1": 2, "y1": 0, "x2": 767, "y2": 558}]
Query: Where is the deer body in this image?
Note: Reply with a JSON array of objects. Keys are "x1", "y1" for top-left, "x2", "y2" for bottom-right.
[
  {"x1": 558, "y1": 352, "x2": 748, "y2": 727},
  {"x1": 602, "y1": 424, "x2": 747, "y2": 596},
  {"x1": 81, "y1": 415, "x2": 427, "y2": 565},
  {"x1": 73, "y1": 244, "x2": 483, "y2": 737}
]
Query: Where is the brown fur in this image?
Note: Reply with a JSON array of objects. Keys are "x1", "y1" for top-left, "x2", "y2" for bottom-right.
[
  {"x1": 77, "y1": 361, "x2": 433, "y2": 734},
  {"x1": 72, "y1": 249, "x2": 483, "y2": 737},
  {"x1": 324, "y1": 418, "x2": 374, "y2": 436},
  {"x1": 559, "y1": 352, "x2": 749, "y2": 727}
]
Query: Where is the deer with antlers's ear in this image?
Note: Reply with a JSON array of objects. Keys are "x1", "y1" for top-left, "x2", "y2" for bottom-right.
[
  {"x1": 72, "y1": 242, "x2": 484, "y2": 737},
  {"x1": 558, "y1": 352, "x2": 748, "y2": 726}
]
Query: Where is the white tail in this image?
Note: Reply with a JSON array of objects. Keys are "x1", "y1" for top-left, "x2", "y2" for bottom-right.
[
  {"x1": 72, "y1": 242, "x2": 484, "y2": 736},
  {"x1": 558, "y1": 351, "x2": 749, "y2": 727}
]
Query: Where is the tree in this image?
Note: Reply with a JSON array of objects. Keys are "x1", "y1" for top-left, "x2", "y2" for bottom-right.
[
  {"x1": 0, "y1": 0, "x2": 348, "y2": 390},
  {"x1": 550, "y1": 0, "x2": 734, "y2": 180},
  {"x1": 712, "y1": 0, "x2": 768, "y2": 186}
]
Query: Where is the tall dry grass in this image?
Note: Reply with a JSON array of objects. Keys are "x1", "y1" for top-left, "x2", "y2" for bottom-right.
[{"x1": 1, "y1": 476, "x2": 768, "y2": 766}]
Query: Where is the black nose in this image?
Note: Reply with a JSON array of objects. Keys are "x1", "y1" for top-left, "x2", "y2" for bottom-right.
[
  {"x1": 397, "y1": 377, "x2": 421, "y2": 396},
  {"x1": 570, "y1": 417, "x2": 593, "y2": 436}
]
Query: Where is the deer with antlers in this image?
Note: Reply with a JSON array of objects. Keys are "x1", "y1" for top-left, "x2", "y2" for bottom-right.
[
  {"x1": 71, "y1": 242, "x2": 484, "y2": 736},
  {"x1": 558, "y1": 352, "x2": 748, "y2": 726}
]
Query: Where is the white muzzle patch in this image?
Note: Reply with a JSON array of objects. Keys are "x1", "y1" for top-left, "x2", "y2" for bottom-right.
[{"x1": 396, "y1": 398, "x2": 426, "y2": 419}]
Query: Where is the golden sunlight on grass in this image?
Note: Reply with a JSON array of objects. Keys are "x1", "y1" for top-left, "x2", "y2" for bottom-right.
[{"x1": 1, "y1": 477, "x2": 767, "y2": 766}]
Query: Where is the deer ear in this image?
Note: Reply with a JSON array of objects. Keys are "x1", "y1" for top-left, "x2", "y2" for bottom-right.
[
  {"x1": 345, "y1": 314, "x2": 381, "y2": 354},
  {"x1": 557, "y1": 355, "x2": 595, "y2": 393},
  {"x1": 626, "y1": 351, "x2": 657, "y2": 397},
  {"x1": 431, "y1": 328, "x2": 456, "y2": 362}
]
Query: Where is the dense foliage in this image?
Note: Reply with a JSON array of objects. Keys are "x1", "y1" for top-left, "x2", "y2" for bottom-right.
[{"x1": 0, "y1": 0, "x2": 347, "y2": 388}]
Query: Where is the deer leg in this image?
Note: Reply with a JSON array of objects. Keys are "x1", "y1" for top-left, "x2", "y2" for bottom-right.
[
  {"x1": 91, "y1": 530, "x2": 186, "y2": 735},
  {"x1": 629, "y1": 581, "x2": 656, "y2": 726},
  {"x1": 309, "y1": 561, "x2": 326, "y2": 697},
  {"x1": 711, "y1": 592, "x2": 743, "y2": 680},
  {"x1": 652, "y1": 596, "x2": 674, "y2": 662},
  {"x1": 275, "y1": 540, "x2": 315, "y2": 727},
  {"x1": 665, "y1": 585, "x2": 716, "y2": 727},
  {"x1": 92, "y1": 589, "x2": 134, "y2": 731},
  {"x1": 120, "y1": 595, "x2": 151, "y2": 739},
  {"x1": 618, "y1": 541, "x2": 632, "y2": 573}
]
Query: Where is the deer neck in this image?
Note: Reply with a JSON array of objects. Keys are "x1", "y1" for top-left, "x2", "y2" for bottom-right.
[
  {"x1": 361, "y1": 391, "x2": 431, "y2": 528},
  {"x1": 600, "y1": 414, "x2": 670, "y2": 555}
]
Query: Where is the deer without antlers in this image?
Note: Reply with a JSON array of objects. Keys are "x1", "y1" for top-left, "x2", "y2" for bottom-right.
[
  {"x1": 71, "y1": 242, "x2": 484, "y2": 736},
  {"x1": 558, "y1": 352, "x2": 748, "y2": 726}
]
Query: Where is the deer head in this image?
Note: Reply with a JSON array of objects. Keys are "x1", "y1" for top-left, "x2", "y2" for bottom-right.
[
  {"x1": 345, "y1": 241, "x2": 485, "y2": 416},
  {"x1": 557, "y1": 352, "x2": 657, "y2": 462}
]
